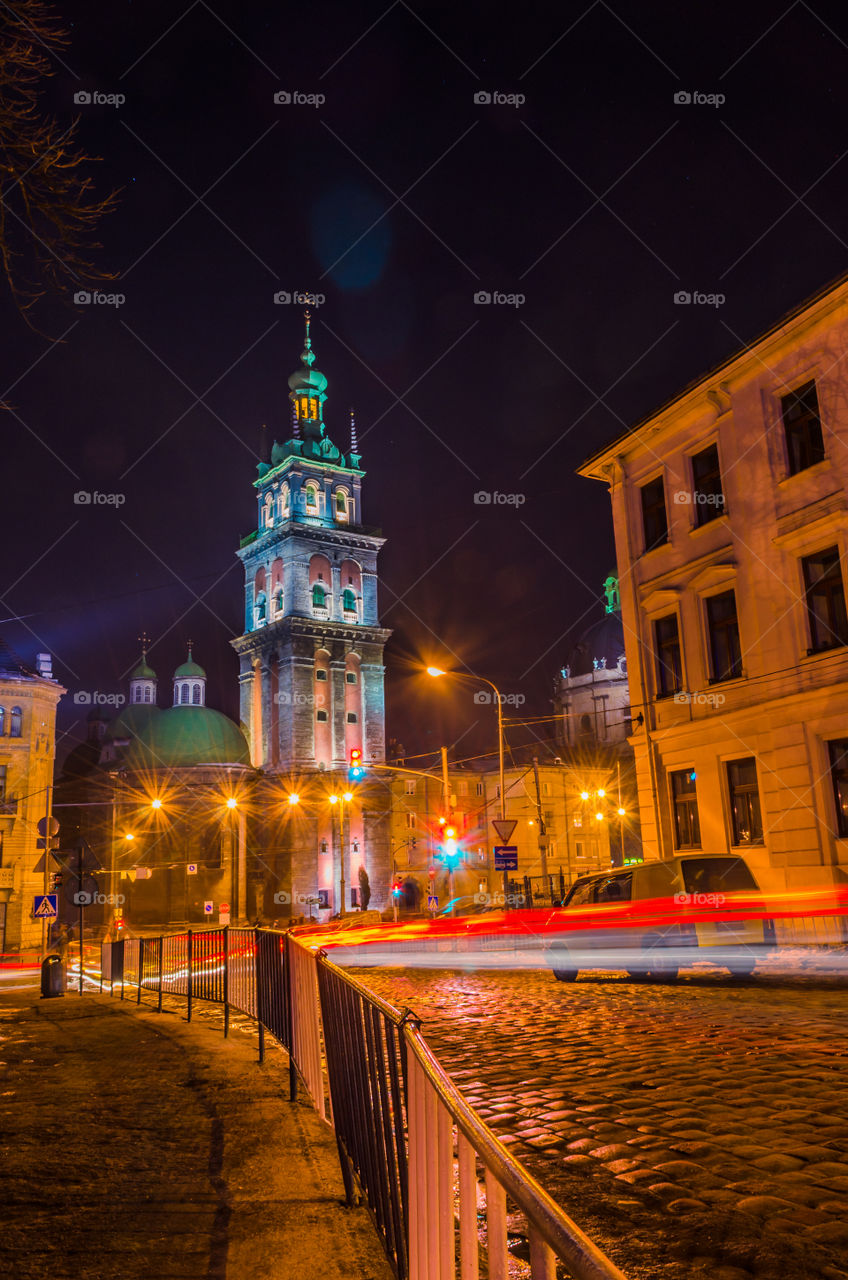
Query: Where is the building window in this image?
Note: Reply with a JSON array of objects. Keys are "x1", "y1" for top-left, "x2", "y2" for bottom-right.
[
  {"x1": 342, "y1": 588, "x2": 357, "y2": 614},
  {"x1": 827, "y1": 739, "x2": 848, "y2": 838},
  {"x1": 315, "y1": 669, "x2": 327, "y2": 681},
  {"x1": 0, "y1": 707, "x2": 5, "y2": 735},
  {"x1": 0, "y1": 764, "x2": 6, "y2": 802},
  {"x1": 782, "y1": 380, "x2": 825, "y2": 476},
  {"x1": 305, "y1": 485, "x2": 318, "y2": 509},
  {"x1": 275, "y1": 589, "x2": 284, "y2": 614},
  {"x1": 180, "y1": 684, "x2": 190, "y2": 705},
  {"x1": 706, "y1": 590, "x2": 742, "y2": 681},
  {"x1": 691, "y1": 444, "x2": 725, "y2": 525},
  {"x1": 803, "y1": 547, "x2": 848, "y2": 652},
  {"x1": 143, "y1": 687, "x2": 152, "y2": 704},
  {"x1": 727, "y1": 758, "x2": 763, "y2": 845},
  {"x1": 316, "y1": 710, "x2": 328, "y2": 722},
  {"x1": 9, "y1": 706, "x2": 22, "y2": 737},
  {"x1": 405, "y1": 779, "x2": 416, "y2": 795},
  {"x1": 335, "y1": 491, "x2": 348, "y2": 519},
  {"x1": 312, "y1": 584, "x2": 326, "y2": 609},
  {"x1": 476, "y1": 782, "x2": 484, "y2": 796},
  {"x1": 192, "y1": 684, "x2": 201, "y2": 704},
  {"x1": 654, "y1": 614, "x2": 682, "y2": 696},
  {"x1": 670, "y1": 769, "x2": 701, "y2": 849},
  {"x1": 406, "y1": 812, "x2": 416, "y2": 829},
  {"x1": 255, "y1": 593, "x2": 266, "y2": 624},
  {"x1": 641, "y1": 476, "x2": 668, "y2": 551},
  {"x1": 280, "y1": 483, "x2": 290, "y2": 517},
  {"x1": 345, "y1": 672, "x2": 357, "y2": 684},
  {"x1": 346, "y1": 712, "x2": 357, "y2": 723}
]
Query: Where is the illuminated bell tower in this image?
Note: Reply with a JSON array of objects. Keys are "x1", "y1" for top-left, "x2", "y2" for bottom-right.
[{"x1": 231, "y1": 315, "x2": 392, "y2": 915}]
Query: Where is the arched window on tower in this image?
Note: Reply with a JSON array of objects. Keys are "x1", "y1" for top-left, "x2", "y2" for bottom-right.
[
  {"x1": 10, "y1": 706, "x2": 22, "y2": 737},
  {"x1": 280, "y1": 483, "x2": 290, "y2": 519},
  {"x1": 0, "y1": 707, "x2": 5, "y2": 735},
  {"x1": 305, "y1": 484, "x2": 318, "y2": 510},
  {"x1": 335, "y1": 490, "x2": 348, "y2": 521},
  {"x1": 263, "y1": 493, "x2": 274, "y2": 528},
  {"x1": 255, "y1": 592, "x2": 267, "y2": 627},
  {"x1": 312, "y1": 584, "x2": 327, "y2": 612},
  {"x1": 180, "y1": 684, "x2": 190, "y2": 705},
  {"x1": 192, "y1": 683, "x2": 201, "y2": 704},
  {"x1": 342, "y1": 588, "x2": 357, "y2": 617},
  {"x1": 275, "y1": 587, "x2": 284, "y2": 614},
  {"x1": 144, "y1": 686, "x2": 152, "y2": 704}
]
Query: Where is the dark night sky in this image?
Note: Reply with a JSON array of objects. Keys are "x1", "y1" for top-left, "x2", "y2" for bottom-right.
[{"x1": 3, "y1": 0, "x2": 848, "y2": 769}]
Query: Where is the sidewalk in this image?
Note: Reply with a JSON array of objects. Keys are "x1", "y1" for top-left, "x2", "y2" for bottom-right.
[{"x1": 0, "y1": 987, "x2": 394, "y2": 1280}]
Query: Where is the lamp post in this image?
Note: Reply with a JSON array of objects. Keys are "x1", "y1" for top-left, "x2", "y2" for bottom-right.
[
  {"x1": 426, "y1": 666, "x2": 507, "y2": 898},
  {"x1": 329, "y1": 790, "x2": 354, "y2": 916}
]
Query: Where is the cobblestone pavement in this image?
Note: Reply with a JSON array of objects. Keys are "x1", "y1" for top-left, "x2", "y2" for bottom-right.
[{"x1": 355, "y1": 962, "x2": 848, "y2": 1280}]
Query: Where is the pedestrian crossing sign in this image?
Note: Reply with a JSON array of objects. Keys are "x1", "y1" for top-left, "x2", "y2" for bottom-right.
[{"x1": 33, "y1": 894, "x2": 58, "y2": 919}]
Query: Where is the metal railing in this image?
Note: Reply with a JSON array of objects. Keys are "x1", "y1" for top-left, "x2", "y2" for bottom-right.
[{"x1": 100, "y1": 929, "x2": 628, "y2": 1280}]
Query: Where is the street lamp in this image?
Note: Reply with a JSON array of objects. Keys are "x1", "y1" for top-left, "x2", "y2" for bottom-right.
[{"x1": 329, "y1": 791, "x2": 354, "y2": 915}]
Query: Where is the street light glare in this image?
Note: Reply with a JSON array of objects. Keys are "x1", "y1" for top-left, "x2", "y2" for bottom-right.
[
  {"x1": 426, "y1": 666, "x2": 445, "y2": 677},
  {"x1": 580, "y1": 791, "x2": 590, "y2": 801},
  {"x1": 125, "y1": 833, "x2": 134, "y2": 841},
  {"x1": 288, "y1": 792, "x2": 300, "y2": 805},
  {"x1": 595, "y1": 811, "x2": 604, "y2": 821},
  {"x1": 226, "y1": 797, "x2": 238, "y2": 809},
  {"x1": 343, "y1": 791, "x2": 353, "y2": 803},
  {"x1": 597, "y1": 788, "x2": 606, "y2": 798},
  {"x1": 618, "y1": 807, "x2": 626, "y2": 816},
  {"x1": 151, "y1": 797, "x2": 162, "y2": 810},
  {"x1": 329, "y1": 794, "x2": 339, "y2": 805}
]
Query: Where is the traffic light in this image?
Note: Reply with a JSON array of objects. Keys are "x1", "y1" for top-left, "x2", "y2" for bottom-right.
[
  {"x1": 349, "y1": 748, "x2": 364, "y2": 781},
  {"x1": 443, "y1": 826, "x2": 459, "y2": 867},
  {"x1": 391, "y1": 880, "x2": 403, "y2": 897}
]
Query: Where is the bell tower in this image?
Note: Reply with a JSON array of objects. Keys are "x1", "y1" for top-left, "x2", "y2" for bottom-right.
[{"x1": 231, "y1": 316, "x2": 392, "y2": 916}]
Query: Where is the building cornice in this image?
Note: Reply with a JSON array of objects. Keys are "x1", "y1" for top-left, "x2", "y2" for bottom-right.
[{"x1": 236, "y1": 521, "x2": 386, "y2": 562}]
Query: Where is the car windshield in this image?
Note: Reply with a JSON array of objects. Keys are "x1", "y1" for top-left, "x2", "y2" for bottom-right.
[
  {"x1": 563, "y1": 879, "x2": 595, "y2": 907},
  {"x1": 594, "y1": 873, "x2": 632, "y2": 903},
  {"x1": 680, "y1": 856, "x2": 758, "y2": 894}
]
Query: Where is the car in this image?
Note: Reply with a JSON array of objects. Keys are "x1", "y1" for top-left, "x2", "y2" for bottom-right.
[{"x1": 545, "y1": 854, "x2": 776, "y2": 983}]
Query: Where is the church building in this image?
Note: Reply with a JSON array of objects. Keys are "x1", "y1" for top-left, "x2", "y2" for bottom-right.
[{"x1": 231, "y1": 316, "x2": 392, "y2": 917}]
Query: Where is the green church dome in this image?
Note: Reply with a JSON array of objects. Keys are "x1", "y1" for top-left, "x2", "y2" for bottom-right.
[
  {"x1": 173, "y1": 658, "x2": 206, "y2": 679},
  {"x1": 123, "y1": 705, "x2": 250, "y2": 769},
  {"x1": 104, "y1": 703, "x2": 162, "y2": 743},
  {"x1": 130, "y1": 658, "x2": 157, "y2": 680}
]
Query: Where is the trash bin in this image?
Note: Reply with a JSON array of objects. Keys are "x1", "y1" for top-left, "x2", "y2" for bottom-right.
[{"x1": 41, "y1": 954, "x2": 65, "y2": 999}]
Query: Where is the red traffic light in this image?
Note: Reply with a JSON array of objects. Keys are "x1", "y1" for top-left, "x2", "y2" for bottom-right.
[{"x1": 349, "y1": 747, "x2": 364, "y2": 780}]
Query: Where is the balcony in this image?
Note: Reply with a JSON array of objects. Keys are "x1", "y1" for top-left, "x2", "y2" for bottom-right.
[
  {"x1": 312, "y1": 606, "x2": 329, "y2": 620},
  {"x1": 343, "y1": 609, "x2": 358, "y2": 624}
]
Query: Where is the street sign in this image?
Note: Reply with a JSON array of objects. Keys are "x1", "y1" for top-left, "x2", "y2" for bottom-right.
[
  {"x1": 203, "y1": 901, "x2": 213, "y2": 915},
  {"x1": 427, "y1": 895, "x2": 438, "y2": 910},
  {"x1": 33, "y1": 894, "x2": 58, "y2": 920},
  {"x1": 491, "y1": 818, "x2": 517, "y2": 844},
  {"x1": 186, "y1": 863, "x2": 198, "y2": 875},
  {"x1": 493, "y1": 845, "x2": 518, "y2": 871},
  {"x1": 219, "y1": 911, "x2": 230, "y2": 925},
  {"x1": 219, "y1": 903, "x2": 229, "y2": 913}
]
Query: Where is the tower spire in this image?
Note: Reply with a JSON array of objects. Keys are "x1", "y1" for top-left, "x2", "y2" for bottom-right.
[
  {"x1": 138, "y1": 630, "x2": 150, "y2": 659},
  {"x1": 349, "y1": 407, "x2": 358, "y2": 454},
  {"x1": 291, "y1": 401, "x2": 299, "y2": 439},
  {"x1": 301, "y1": 309, "x2": 315, "y2": 368}
]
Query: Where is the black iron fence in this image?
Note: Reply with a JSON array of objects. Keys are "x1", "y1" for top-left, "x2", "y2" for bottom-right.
[{"x1": 100, "y1": 929, "x2": 627, "y2": 1280}]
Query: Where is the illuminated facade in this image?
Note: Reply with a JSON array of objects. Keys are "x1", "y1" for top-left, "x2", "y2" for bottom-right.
[
  {"x1": 0, "y1": 646, "x2": 65, "y2": 952},
  {"x1": 231, "y1": 317, "x2": 392, "y2": 915},
  {"x1": 580, "y1": 273, "x2": 848, "y2": 897}
]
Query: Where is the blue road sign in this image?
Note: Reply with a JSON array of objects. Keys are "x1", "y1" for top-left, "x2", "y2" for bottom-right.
[
  {"x1": 493, "y1": 845, "x2": 518, "y2": 871},
  {"x1": 427, "y1": 895, "x2": 439, "y2": 910},
  {"x1": 33, "y1": 894, "x2": 58, "y2": 920}
]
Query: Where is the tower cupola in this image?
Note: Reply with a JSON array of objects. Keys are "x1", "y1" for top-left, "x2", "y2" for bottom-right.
[
  {"x1": 129, "y1": 634, "x2": 158, "y2": 705},
  {"x1": 172, "y1": 643, "x2": 207, "y2": 707}
]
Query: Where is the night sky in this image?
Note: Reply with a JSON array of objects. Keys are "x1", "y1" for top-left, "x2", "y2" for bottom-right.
[{"x1": 3, "y1": 0, "x2": 848, "y2": 769}]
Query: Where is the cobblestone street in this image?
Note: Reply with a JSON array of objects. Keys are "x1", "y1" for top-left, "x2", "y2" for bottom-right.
[{"x1": 355, "y1": 961, "x2": 848, "y2": 1280}]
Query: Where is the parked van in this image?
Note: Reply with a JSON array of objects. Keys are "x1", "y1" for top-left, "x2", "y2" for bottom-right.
[{"x1": 546, "y1": 854, "x2": 775, "y2": 982}]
